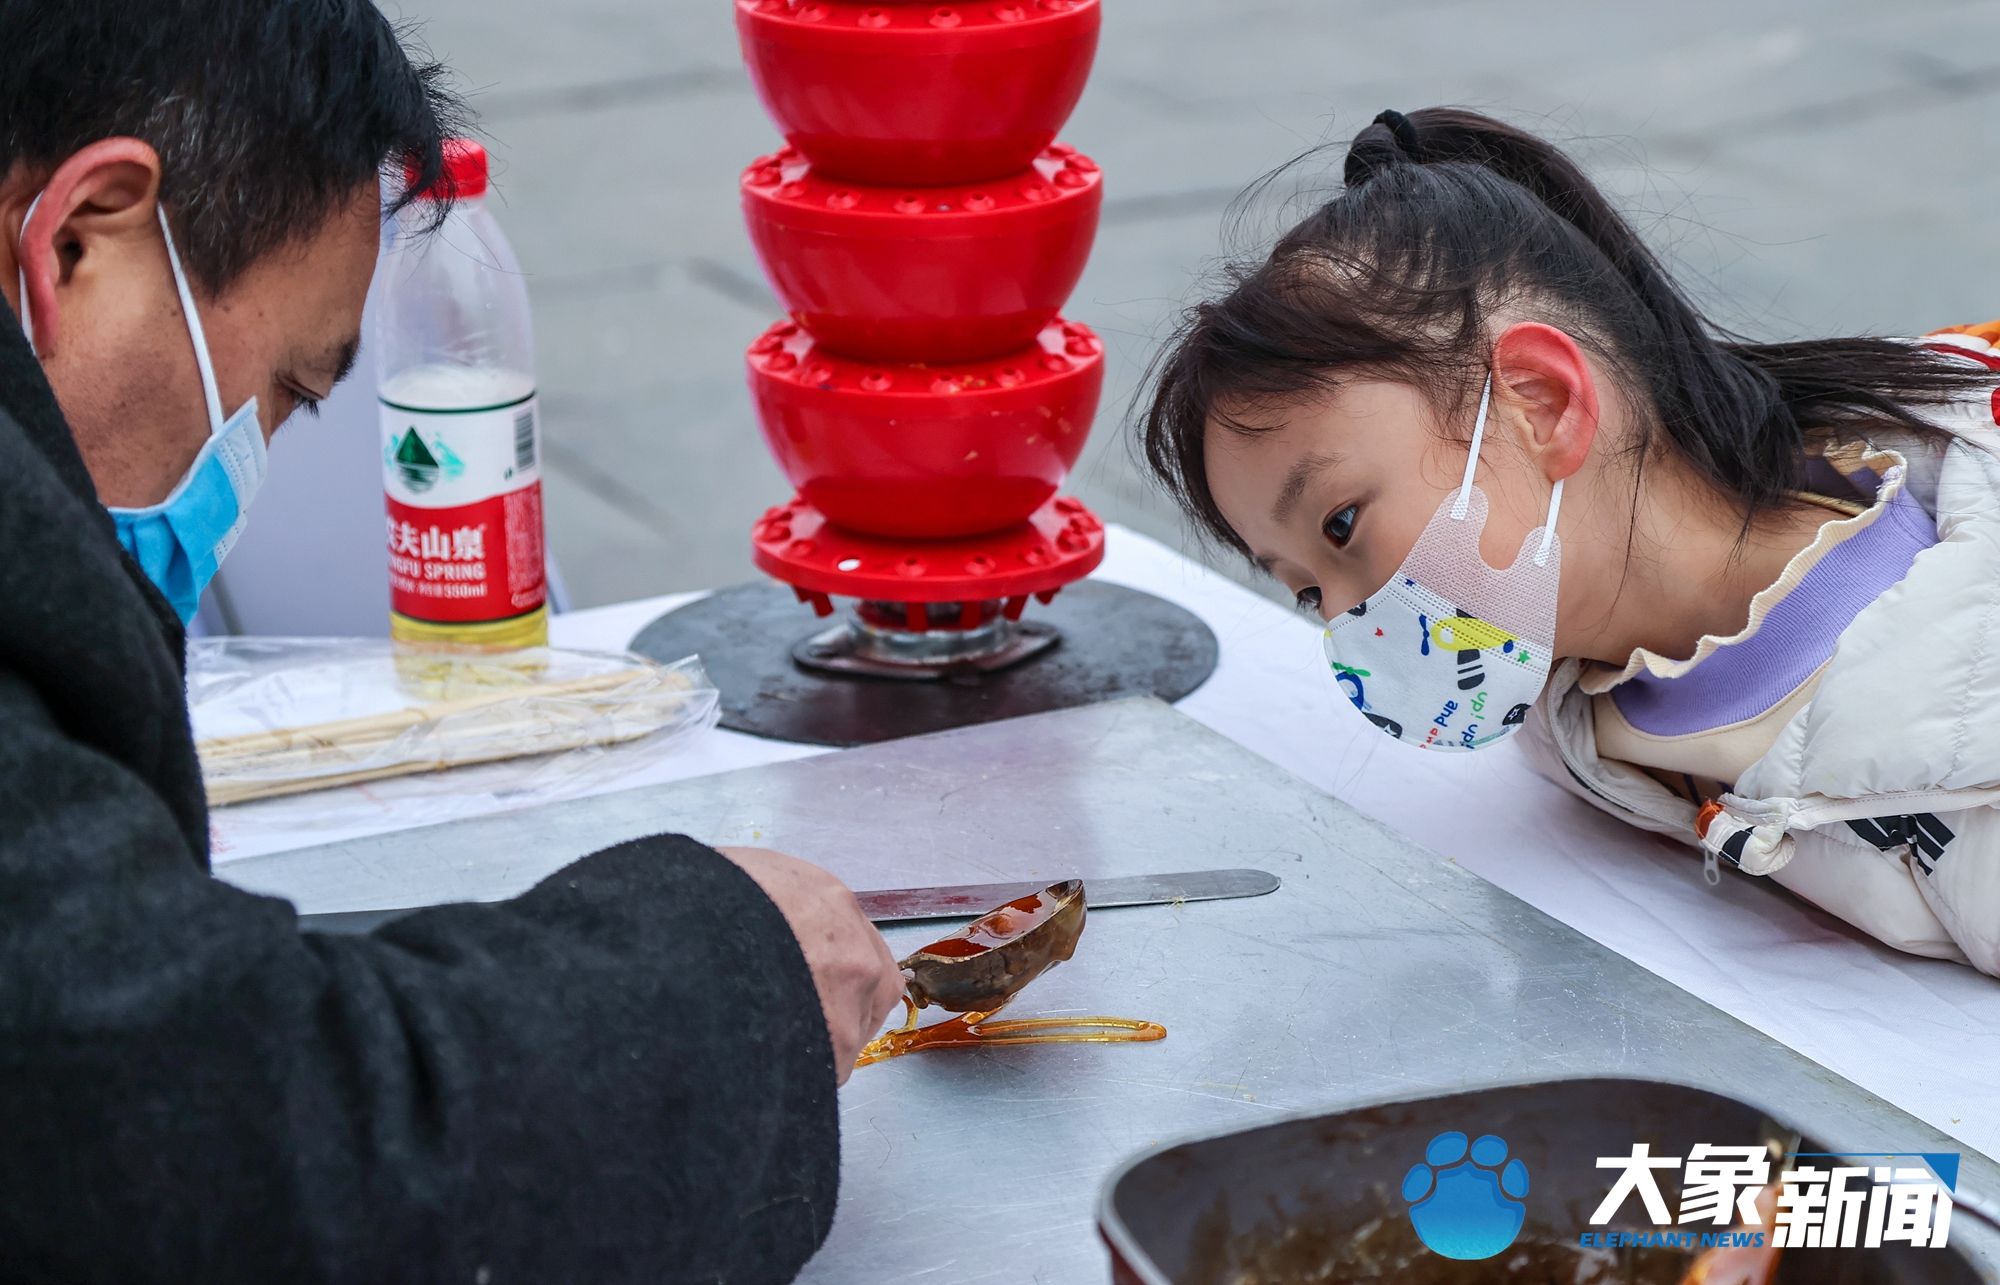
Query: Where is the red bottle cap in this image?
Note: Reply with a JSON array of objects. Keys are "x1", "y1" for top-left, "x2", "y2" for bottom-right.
[{"x1": 404, "y1": 138, "x2": 489, "y2": 201}]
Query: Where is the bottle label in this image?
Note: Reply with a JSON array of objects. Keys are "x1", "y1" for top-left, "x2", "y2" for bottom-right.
[{"x1": 380, "y1": 392, "x2": 546, "y2": 623}]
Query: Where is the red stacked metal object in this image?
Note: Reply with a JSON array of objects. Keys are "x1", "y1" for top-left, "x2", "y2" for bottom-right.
[{"x1": 735, "y1": 0, "x2": 1107, "y2": 647}]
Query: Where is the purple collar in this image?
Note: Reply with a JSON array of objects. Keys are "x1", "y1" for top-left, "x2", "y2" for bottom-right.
[{"x1": 1610, "y1": 489, "x2": 1937, "y2": 737}]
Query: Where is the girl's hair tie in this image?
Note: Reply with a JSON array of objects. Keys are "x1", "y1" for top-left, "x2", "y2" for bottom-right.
[
  {"x1": 1344, "y1": 108, "x2": 1421, "y2": 186},
  {"x1": 1373, "y1": 109, "x2": 1420, "y2": 153}
]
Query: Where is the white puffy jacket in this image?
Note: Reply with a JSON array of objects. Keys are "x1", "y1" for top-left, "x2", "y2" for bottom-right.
[{"x1": 1517, "y1": 338, "x2": 2000, "y2": 975}]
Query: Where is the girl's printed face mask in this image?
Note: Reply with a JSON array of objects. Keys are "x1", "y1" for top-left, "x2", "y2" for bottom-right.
[{"x1": 1320, "y1": 375, "x2": 1564, "y2": 752}]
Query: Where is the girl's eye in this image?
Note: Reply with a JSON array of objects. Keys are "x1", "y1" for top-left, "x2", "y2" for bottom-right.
[
  {"x1": 1323, "y1": 504, "x2": 1359, "y2": 548},
  {"x1": 1294, "y1": 586, "x2": 1322, "y2": 616}
]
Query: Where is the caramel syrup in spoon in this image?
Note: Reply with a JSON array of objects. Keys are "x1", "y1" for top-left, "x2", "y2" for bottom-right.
[{"x1": 856, "y1": 880, "x2": 1166, "y2": 1067}]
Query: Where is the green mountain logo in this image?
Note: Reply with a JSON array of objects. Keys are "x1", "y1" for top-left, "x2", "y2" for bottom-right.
[{"x1": 393, "y1": 428, "x2": 439, "y2": 493}]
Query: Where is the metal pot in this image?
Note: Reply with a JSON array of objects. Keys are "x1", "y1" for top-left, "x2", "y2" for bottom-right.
[{"x1": 1100, "y1": 1077, "x2": 1991, "y2": 1284}]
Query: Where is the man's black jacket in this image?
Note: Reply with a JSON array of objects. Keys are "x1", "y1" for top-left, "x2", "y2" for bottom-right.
[{"x1": 0, "y1": 315, "x2": 838, "y2": 1283}]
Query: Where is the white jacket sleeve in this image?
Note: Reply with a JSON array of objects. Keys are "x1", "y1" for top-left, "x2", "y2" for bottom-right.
[
  {"x1": 1513, "y1": 708, "x2": 1693, "y2": 842},
  {"x1": 1522, "y1": 704, "x2": 1985, "y2": 970},
  {"x1": 1908, "y1": 805, "x2": 2000, "y2": 973},
  {"x1": 1767, "y1": 826, "x2": 1971, "y2": 967}
]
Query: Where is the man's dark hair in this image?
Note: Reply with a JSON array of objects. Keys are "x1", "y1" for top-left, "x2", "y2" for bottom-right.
[{"x1": 0, "y1": 0, "x2": 466, "y2": 292}]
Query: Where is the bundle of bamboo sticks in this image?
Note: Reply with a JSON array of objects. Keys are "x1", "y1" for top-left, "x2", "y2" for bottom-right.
[{"x1": 197, "y1": 663, "x2": 710, "y2": 806}]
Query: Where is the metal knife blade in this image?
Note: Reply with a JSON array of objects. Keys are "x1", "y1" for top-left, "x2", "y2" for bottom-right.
[
  {"x1": 857, "y1": 868, "x2": 1280, "y2": 925},
  {"x1": 299, "y1": 868, "x2": 1281, "y2": 936}
]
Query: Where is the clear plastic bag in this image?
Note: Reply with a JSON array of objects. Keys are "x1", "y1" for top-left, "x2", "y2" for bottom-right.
[{"x1": 188, "y1": 638, "x2": 720, "y2": 818}]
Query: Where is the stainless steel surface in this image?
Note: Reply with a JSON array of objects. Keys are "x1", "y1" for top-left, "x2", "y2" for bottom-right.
[
  {"x1": 856, "y1": 868, "x2": 1280, "y2": 924},
  {"x1": 218, "y1": 698, "x2": 2000, "y2": 1283}
]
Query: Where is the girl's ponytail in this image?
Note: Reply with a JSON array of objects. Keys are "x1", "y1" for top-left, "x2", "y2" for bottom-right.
[{"x1": 1372, "y1": 108, "x2": 1831, "y2": 511}]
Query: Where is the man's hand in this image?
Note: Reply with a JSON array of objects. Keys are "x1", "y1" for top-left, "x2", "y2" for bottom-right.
[{"x1": 715, "y1": 847, "x2": 906, "y2": 1084}]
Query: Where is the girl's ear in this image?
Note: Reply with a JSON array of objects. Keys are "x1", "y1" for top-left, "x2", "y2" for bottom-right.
[{"x1": 1489, "y1": 321, "x2": 1600, "y2": 483}]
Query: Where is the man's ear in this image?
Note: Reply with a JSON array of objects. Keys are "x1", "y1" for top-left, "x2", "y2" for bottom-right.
[
  {"x1": 16, "y1": 138, "x2": 163, "y2": 357},
  {"x1": 1488, "y1": 321, "x2": 1600, "y2": 484}
]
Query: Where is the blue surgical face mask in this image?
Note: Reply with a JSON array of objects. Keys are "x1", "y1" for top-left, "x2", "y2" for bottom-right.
[{"x1": 18, "y1": 197, "x2": 267, "y2": 624}]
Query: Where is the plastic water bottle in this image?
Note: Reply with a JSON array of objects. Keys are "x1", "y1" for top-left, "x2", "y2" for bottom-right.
[{"x1": 375, "y1": 139, "x2": 548, "y2": 649}]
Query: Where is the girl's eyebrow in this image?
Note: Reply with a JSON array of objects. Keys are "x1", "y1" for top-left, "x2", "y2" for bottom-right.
[{"x1": 1270, "y1": 451, "x2": 1341, "y2": 526}]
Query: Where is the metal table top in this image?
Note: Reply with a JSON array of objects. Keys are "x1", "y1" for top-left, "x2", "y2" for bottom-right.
[{"x1": 219, "y1": 698, "x2": 2000, "y2": 1282}]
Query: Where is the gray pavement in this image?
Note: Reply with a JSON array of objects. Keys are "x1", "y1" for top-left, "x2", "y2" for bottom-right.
[{"x1": 386, "y1": 0, "x2": 2000, "y2": 610}]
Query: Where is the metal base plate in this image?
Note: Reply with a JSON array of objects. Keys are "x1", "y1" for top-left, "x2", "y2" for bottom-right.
[
  {"x1": 628, "y1": 580, "x2": 1219, "y2": 747},
  {"x1": 791, "y1": 618, "x2": 1061, "y2": 681}
]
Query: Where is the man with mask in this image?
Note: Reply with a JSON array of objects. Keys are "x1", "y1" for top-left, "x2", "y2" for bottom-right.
[{"x1": 0, "y1": 2, "x2": 905, "y2": 1280}]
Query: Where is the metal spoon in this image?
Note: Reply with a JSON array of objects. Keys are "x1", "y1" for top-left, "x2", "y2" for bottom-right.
[{"x1": 856, "y1": 879, "x2": 1164, "y2": 1066}]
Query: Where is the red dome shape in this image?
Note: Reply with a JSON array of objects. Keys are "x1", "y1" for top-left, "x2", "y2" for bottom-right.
[
  {"x1": 736, "y1": 0, "x2": 1101, "y2": 187},
  {"x1": 743, "y1": 146, "x2": 1101, "y2": 363},
  {"x1": 748, "y1": 317, "x2": 1105, "y2": 539}
]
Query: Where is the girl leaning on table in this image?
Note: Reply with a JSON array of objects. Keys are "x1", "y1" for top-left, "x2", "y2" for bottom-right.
[{"x1": 1142, "y1": 106, "x2": 2000, "y2": 976}]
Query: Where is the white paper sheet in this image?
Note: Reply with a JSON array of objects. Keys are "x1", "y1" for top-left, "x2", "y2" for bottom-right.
[{"x1": 208, "y1": 524, "x2": 2000, "y2": 1158}]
